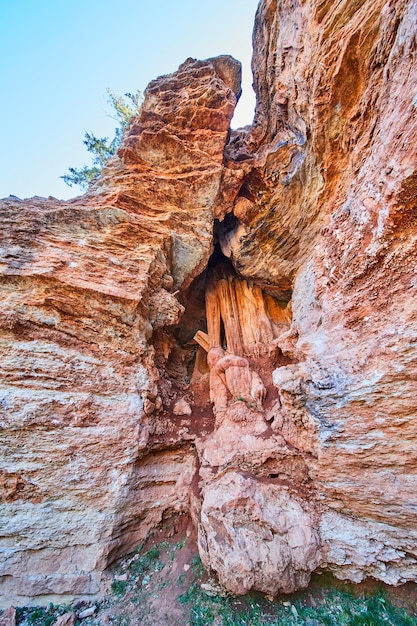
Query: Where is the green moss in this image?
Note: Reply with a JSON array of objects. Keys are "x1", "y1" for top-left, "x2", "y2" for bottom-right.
[
  {"x1": 15, "y1": 604, "x2": 68, "y2": 626},
  {"x1": 128, "y1": 545, "x2": 164, "y2": 579}
]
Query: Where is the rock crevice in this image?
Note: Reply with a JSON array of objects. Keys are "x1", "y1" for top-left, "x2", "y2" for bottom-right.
[{"x1": 1, "y1": 0, "x2": 417, "y2": 606}]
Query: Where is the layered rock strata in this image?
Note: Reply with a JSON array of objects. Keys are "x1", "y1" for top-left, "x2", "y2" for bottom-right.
[
  {"x1": 246, "y1": 0, "x2": 417, "y2": 586},
  {"x1": 0, "y1": 56, "x2": 240, "y2": 606},
  {"x1": 1, "y1": 0, "x2": 417, "y2": 607}
]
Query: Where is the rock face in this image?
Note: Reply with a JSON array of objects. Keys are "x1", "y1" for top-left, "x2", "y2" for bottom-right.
[
  {"x1": 199, "y1": 472, "x2": 321, "y2": 596},
  {"x1": 0, "y1": 56, "x2": 240, "y2": 606},
  {"x1": 245, "y1": 0, "x2": 417, "y2": 586},
  {"x1": 1, "y1": 0, "x2": 417, "y2": 607}
]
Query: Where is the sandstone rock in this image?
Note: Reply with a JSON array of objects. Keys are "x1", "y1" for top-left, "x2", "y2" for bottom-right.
[
  {"x1": 53, "y1": 613, "x2": 76, "y2": 626},
  {"x1": 99, "y1": 55, "x2": 241, "y2": 291},
  {"x1": 320, "y1": 511, "x2": 417, "y2": 585},
  {"x1": 199, "y1": 420, "x2": 280, "y2": 469},
  {"x1": 0, "y1": 607, "x2": 16, "y2": 626},
  {"x1": 172, "y1": 398, "x2": 192, "y2": 416},
  {"x1": 198, "y1": 471, "x2": 321, "y2": 595},
  {"x1": 78, "y1": 606, "x2": 96, "y2": 619},
  {"x1": 114, "y1": 573, "x2": 128, "y2": 582},
  {"x1": 0, "y1": 55, "x2": 239, "y2": 607},
  {"x1": 254, "y1": 0, "x2": 417, "y2": 585},
  {"x1": 232, "y1": 196, "x2": 257, "y2": 225},
  {"x1": 196, "y1": 0, "x2": 417, "y2": 593},
  {"x1": 1, "y1": 0, "x2": 417, "y2": 607}
]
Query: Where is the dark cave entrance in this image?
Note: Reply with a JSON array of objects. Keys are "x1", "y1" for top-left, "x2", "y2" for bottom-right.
[{"x1": 151, "y1": 217, "x2": 293, "y2": 422}]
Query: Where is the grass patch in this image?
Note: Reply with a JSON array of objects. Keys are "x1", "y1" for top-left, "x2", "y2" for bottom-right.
[
  {"x1": 191, "y1": 554, "x2": 204, "y2": 573},
  {"x1": 178, "y1": 585, "x2": 417, "y2": 626},
  {"x1": 10, "y1": 533, "x2": 417, "y2": 626},
  {"x1": 111, "y1": 579, "x2": 128, "y2": 596},
  {"x1": 128, "y1": 545, "x2": 164, "y2": 580}
]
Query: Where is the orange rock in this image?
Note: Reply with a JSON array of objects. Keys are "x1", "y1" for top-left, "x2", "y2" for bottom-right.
[
  {"x1": 1, "y1": 0, "x2": 417, "y2": 605},
  {"x1": 0, "y1": 608, "x2": 16, "y2": 626},
  {"x1": 198, "y1": 472, "x2": 321, "y2": 595},
  {"x1": 53, "y1": 613, "x2": 76, "y2": 626},
  {"x1": 0, "y1": 55, "x2": 240, "y2": 606}
]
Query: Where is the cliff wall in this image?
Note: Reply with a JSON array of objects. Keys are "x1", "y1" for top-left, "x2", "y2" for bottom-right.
[
  {"x1": 1, "y1": 0, "x2": 416, "y2": 606},
  {"x1": 246, "y1": 0, "x2": 417, "y2": 585}
]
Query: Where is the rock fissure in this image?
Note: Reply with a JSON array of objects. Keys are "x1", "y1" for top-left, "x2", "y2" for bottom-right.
[{"x1": 1, "y1": 0, "x2": 417, "y2": 607}]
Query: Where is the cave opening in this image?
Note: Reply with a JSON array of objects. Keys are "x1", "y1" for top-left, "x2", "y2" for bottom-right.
[
  {"x1": 170, "y1": 242, "x2": 233, "y2": 384},
  {"x1": 152, "y1": 220, "x2": 294, "y2": 420}
]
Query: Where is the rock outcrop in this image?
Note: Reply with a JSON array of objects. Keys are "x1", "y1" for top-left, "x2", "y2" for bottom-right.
[
  {"x1": 0, "y1": 56, "x2": 240, "y2": 606},
  {"x1": 1, "y1": 0, "x2": 417, "y2": 607},
  {"x1": 246, "y1": 0, "x2": 417, "y2": 586}
]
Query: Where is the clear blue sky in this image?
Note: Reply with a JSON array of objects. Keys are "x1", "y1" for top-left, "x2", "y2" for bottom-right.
[{"x1": 0, "y1": 0, "x2": 259, "y2": 200}]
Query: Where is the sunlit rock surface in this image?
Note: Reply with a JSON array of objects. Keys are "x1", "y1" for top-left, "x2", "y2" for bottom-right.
[
  {"x1": 245, "y1": 0, "x2": 417, "y2": 585},
  {"x1": 198, "y1": 471, "x2": 321, "y2": 595},
  {"x1": 1, "y1": 0, "x2": 417, "y2": 607},
  {"x1": 0, "y1": 56, "x2": 240, "y2": 606}
]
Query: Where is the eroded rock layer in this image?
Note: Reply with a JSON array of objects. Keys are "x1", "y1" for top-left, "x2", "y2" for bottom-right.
[
  {"x1": 246, "y1": 0, "x2": 417, "y2": 586},
  {"x1": 1, "y1": 0, "x2": 417, "y2": 607},
  {"x1": 0, "y1": 56, "x2": 240, "y2": 606}
]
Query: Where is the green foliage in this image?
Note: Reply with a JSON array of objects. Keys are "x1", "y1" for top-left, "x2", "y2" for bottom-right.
[
  {"x1": 28, "y1": 609, "x2": 46, "y2": 622},
  {"x1": 177, "y1": 585, "x2": 417, "y2": 626},
  {"x1": 61, "y1": 88, "x2": 142, "y2": 190},
  {"x1": 191, "y1": 554, "x2": 205, "y2": 577},
  {"x1": 15, "y1": 603, "x2": 67, "y2": 626},
  {"x1": 145, "y1": 545, "x2": 161, "y2": 560},
  {"x1": 111, "y1": 579, "x2": 128, "y2": 597},
  {"x1": 11, "y1": 536, "x2": 416, "y2": 626},
  {"x1": 128, "y1": 545, "x2": 164, "y2": 579}
]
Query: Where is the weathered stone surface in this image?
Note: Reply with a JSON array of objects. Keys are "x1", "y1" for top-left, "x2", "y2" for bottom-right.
[
  {"x1": 172, "y1": 397, "x2": 192, "y2": 416},
  {"x1": 0, "y1": 56, "x2": 239, "y2": 607},
  {"x1": 196, "y1": 0, "x2": 417, "y2": 594},
  {"x1": 1, "y1": 0, "x2": 417, "y2": 607},
  {"x1": 248, "y1": 0, "x2": 417, "y2": 586},
  {"x1": 198, "y1": 472, "x2": 321, "y2": 595},
  {"x1": 53, "y1": 613, "x2": 76, "y2": 626},
  {"x1": 320, "y1": 511, "x2": 417, "y2": 585},
  {"x1": 78, "y1": 606, "x2": 96, "y2": 619},
  {"x1": 0, "y1": 607, "x2": 16, "y2": 626},
  {"x1": 227, "y1": 0, "x2": 417, "y2": 287},
  {"x1": 96, "y1": 55, "x2": 241, "y2": 291}
]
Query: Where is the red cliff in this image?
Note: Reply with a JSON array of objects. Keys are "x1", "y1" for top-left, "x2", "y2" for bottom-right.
[{"x1": 1, "y1": 0, "x2": 416, "y2": 606}]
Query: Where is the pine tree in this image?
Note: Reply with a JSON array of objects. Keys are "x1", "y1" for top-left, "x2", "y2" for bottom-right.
[{"x1": 61, "y1": 89, "x2": 142, "y2": 190}]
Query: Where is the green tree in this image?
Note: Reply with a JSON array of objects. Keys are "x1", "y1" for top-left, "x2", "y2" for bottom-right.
[{"x1": 61, "y1": 88, "x2": 142, "y2": 190}]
